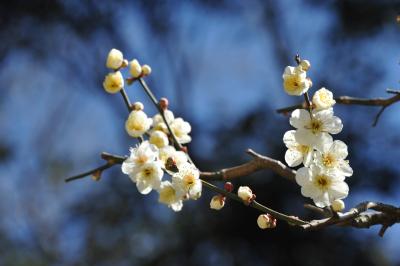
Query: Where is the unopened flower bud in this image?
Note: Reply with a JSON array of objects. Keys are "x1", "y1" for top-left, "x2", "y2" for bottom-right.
[
  {"x1": 103, "y1": 71, "x2": 124, "y2": 94},
  {"x1": 210, "y1": 195, "x2": 225, "y2": 210},
  {"x1": 142, "y1": 64, "x2": 152, "y2": 76},
  {"x1": 106, "y1": 48, "x2": 124, "y2": 70},
  {"x1": 150, "y1": 131, "x2": 169, "y2": 148},
  {"x1": 159, "y1": 98, "x2": 169, "y2": 110},
  {"x1": 237, "y1": 186, "x2": 253, "y2": 202},
  {"x1": 224, "y1": 182, "x2": 234, "y2": 192},
  {"x1": 257, "y1": 214, "x2": 276, "y2": 229},
  {"x1": 299, "y1": 59, "x2": 311, "y2": 71},
  {"x1": 132, "y1": 102, "x2": 144, "y2": 111},
  {"x1": 129, "y1": 59, "x2": 142, "y2": 78},
  {"x1": 312, "y1": 87, "x2": 336, "y2": 110},
  {"x1": 121, "y1": 59, "x2": 129, "y2": 68},
  {"x1": 331, "y1": 199, "x2": 345, "y2": 212}
]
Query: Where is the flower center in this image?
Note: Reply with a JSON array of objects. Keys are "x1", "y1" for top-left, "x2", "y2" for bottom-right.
[
  {"x1": 136, "y1": 155, "x2": 148, "y2": 164},
  {"x1": 314, "y1": 175, "x2": 331, "y2": 191},
  {"x1": 322, "y1": 153, "x2": 336, "y2": 168},
  {"x1": 297, "y1": 144, "x2": 310, "y2": 154},
  {"x1": 309, "y1": 119, "x2": 323, "y2": 134},
  {"x1": 159, "y1": 186, "x2": 176, "y2": 204},
  {"x1": 183, "y1": 174, "x2": 195, "y2": 188}
]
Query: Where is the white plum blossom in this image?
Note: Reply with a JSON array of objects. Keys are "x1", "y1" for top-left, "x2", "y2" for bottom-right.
[
  {"x1": 121, "y1": 141, "x2": 159, "y2": 177},
  {"x1": 295, "y1": 164, "x2": 349, "y2": 207},
  {"x1": 149, "y1": 130, "x2": 169, "y2": 148},
  {"x1": 312, "y1": 87, "x2": 336, "y2": 110},
  {"x1": 283, "y1": 130, "x2": 314, "y2": 167},
  {"x1": 152, "y1": 110, "x2": 175, "y2": 134},
  {"x1": 125, "y1": 110, "x2": 153, "y2": 138},
  {"x1": 282, "y1": 66, "x2": 312, "y2": 96},
  {"x1": 170, "y1": 117, "x2": 192, "y2": 144},
  {"x1": 106, "y1": 48, "x2": 124, "y2": 70},
  {"x1": 159, "y1": 145, "x2": 188, "y2": 168},
  {"x1": 314, "y1": 139, "x2": 353, "y2": 177},
  {"x1": 103, "y1": 71, "x2": 124, "y2": 94},
  {"x1": 290, "y1": 108, "x2": 342, "y2": 150},
  {"x1": 158, "y1": 181, "x2": 183, "y2": 212},
  {"x1": 133, "y1": 161, "x2": 163, "y2": 194},
  {"x1": 172, "y1": 162, "x2": 202, "y2": 200}
]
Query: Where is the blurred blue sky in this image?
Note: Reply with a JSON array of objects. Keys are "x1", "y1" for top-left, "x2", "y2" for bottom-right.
[{"x1": 0, "y1": 1, "x2": 399, "y2": 265}]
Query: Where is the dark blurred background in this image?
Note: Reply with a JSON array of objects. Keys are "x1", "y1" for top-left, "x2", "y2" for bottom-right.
[{"x1": 0, "y1": 0, "x2": 400, "y2": 265}]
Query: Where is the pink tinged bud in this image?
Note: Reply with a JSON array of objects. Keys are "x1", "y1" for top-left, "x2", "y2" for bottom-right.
[
  {"x1": 159, "y1": 97, "x2": 169, "y2": 110},
  {"x1": 224, "y1": 182, "x2": 234, "y2": 192}
]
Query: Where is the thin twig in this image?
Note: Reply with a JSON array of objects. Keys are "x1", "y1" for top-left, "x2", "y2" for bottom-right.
[
  {"x1": 201, "y1": 180, "x2": 307, "y2": 226},
  {"x1": 276, "y1": 93, "x2": 400, "y2": 126}
]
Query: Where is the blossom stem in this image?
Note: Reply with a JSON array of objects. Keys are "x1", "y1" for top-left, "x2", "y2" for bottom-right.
[{"x1": 120, "y1": 88, "x2": 132, "y2": 112}]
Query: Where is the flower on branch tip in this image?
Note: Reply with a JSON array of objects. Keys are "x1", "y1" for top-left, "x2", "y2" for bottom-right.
[
  {"x1": 106, "y1": 48, "x2": 124, "y2": 70},
  {"x1": 312, "y1": 87, "x2": 336, "y2": 110},
  {"x1": 125, "y1": 110, "x2": 153, "y2": 138},
  {"x1": 210, "y1": 195, "x2": 225, "y2": 210},
  {"x1": 152, "y1": 110, "x2": 175, "y2": 134},
  {"x1": 290, "y1": 108, "x2": 342, "y2": 150},
  {"x1": 170, "y1": 118, "x2": 192, "y2": 144},
  {"x1": 172, "y1": 162, "x2": 202, "y2": 200},
  {"x1": 314, "y1": 138, "x2": 353, "y2": 177},
  {"x1": 121, "y1": 141, "x2": 159, "y2": 177},
  {"x1": 103, "y1": 71, "x2": 124, "y2": 94},
  {"x1": 331, "y1": 199, "x2": 345, "y2": 212},
  {"x1": 283, "y1": 130, "x2": 314, "y2": 167},
  {"x1": 237, "y1": 186, "x2": 253, "y2": 203},
  {"x1": 295, "y1": 164, "x2": 349, "y2": 208},
  {"x1": 158, "y1": 181, "x2": 183, "y2": 212},
  {"x1": 282, "y1": 66, "x2": 312, "y2": 96},
  {"x1": 133, "y1": 161, "x2": 164, "y2": 194},
  {"x1": 150, "y1": 131, "x2": 169, "y2": 148},
  {"x1": 130, "y1": 59, "x2": 142, "y2": 78},
  {"x1": 257, "y1": 214, "x2": 276, "y2": 229}
]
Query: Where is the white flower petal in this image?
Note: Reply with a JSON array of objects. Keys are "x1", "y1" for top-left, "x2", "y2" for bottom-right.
[
  {"x1": 136, "y1": 181, "x2": 152, "y2": 195},
  {"x1": 290, "y1": 109, "x2": 310, "y2": 129},
  {"x1": 330, "y1": 140, "x2": 348, "y2": 159},
  {"x1": 295, "y1": 167, "x2": 311, "y2": 186},
  {"x1": 285, "y1": 149, "x2": 303, "y2": 167},
  {"x1": 283, "y1": 130, "x2": 297, "y2": 148}
]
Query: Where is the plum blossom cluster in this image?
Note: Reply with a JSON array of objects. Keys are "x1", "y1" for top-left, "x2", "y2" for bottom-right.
[
  {"x1": 282, "y1": 60, "x2": 353, "y2": 210},
  {"x1": 103, "y1": 48, "x2": 200, "y2": 212}
]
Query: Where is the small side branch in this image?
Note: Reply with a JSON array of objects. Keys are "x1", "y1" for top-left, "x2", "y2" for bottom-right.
[{"x1": 276, "y1": 93, "x2": 400, "y2": 126}]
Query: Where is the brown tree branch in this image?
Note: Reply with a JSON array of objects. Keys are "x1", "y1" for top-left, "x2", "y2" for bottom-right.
[{"x1": 200, "y1": 149, "x2": 296, "y2": 182}]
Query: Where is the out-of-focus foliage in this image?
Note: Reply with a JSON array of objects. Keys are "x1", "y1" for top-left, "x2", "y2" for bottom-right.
[{"x1": 0, "y1": 0, "x2": 399, "y2": 265}]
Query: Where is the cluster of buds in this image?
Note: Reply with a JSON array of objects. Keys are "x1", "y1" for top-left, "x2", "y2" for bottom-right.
[
  {"x1": 103, "y1": 48, "x2": 152, "y2": 94},
  {"x1": 282, "y1": 58, "x2": 351, "y2": 211}
]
